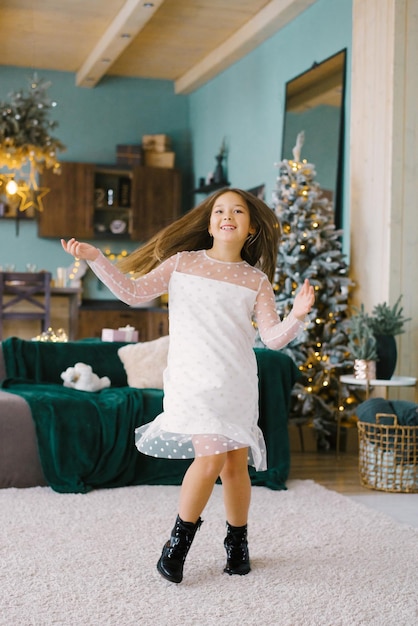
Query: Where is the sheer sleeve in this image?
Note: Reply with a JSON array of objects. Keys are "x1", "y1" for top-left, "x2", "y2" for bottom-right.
[
  {"x1": 254, "y1": 276, "x2": 305, "y2": 350},
  {"x1": 87, "y1": 251, "x2": 177, "y2": 306}
]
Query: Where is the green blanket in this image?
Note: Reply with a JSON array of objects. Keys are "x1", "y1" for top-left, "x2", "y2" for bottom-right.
[
  {"x1": 0, "y1": 379, "x2": 193, "y2": 493},
  {"x1": 2, "y1": 337, "x2": 129, "y2": 386},
  {"x1": 1, "y1": 337, "x2": 300, "y2": 493}
]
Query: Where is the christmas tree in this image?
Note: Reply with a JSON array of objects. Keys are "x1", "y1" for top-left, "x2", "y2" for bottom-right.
[
  {"x1": 269, "y1": 132, "x2": 357, "y2": 448},
  {"x1": 0, "y1": 73, "x2": 65, "y2": 174}
]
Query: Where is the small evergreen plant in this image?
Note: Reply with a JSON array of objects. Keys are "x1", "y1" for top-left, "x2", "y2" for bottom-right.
[
  {"x1": 346, "y1": 304, "x2": 378, "y2": 360},
  {"x1": 369, "y1": 295, "x2": 410, "y2": 336}
]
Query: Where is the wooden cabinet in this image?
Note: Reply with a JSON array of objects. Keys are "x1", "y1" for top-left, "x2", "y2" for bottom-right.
[
  {"x1": 77, "y1": 302, "x2": 168, "y2": 342},
  {"x1": 131, "y1": 166, "x2": 182, "y2": 241},
  {"x1": 38, "y1": 162, "x2": 181, "y2": 241},
  {"x1": 92, "y1": 168, "x2": 133, "y2": 238},
  {"x1": 38, "y1": 162, "x2": 95, "y2": 238}
]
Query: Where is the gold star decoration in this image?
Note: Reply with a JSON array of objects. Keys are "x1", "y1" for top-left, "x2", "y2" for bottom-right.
[
  {"x1": 31, "y1": 185, "x2": 50, "y2": 212},
  {"x1": 15, "y1": 180, "x2": 50, "y2": 212}
]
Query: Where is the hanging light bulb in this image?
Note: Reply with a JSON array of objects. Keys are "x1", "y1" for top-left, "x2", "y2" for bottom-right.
[{"x1": 6, "y1": 179, "x2": 18, "y2": 195}]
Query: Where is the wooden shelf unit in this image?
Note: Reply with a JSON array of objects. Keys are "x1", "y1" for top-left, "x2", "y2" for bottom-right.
[{"x1": 38, "y1": 162, "x2": 182, "y2": 242}]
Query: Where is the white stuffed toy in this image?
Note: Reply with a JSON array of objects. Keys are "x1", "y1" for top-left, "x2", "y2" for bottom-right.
[{"x1": 60, "y1": 362, "x2": 111, "y2": 392}]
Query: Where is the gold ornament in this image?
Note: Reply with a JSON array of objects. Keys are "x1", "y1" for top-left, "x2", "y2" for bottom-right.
[{"x1": 14, "y1": 177, "x2": 50, "y2": 212}]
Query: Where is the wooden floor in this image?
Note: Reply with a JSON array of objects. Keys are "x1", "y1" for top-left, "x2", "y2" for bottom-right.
[{"x1": 288, "y1": 451, "x2": 373, "y2": 495}]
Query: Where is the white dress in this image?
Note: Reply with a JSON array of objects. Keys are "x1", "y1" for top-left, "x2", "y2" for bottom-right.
[{"x1": 88, "y1": 249, "x2": 304, "y2": 471}]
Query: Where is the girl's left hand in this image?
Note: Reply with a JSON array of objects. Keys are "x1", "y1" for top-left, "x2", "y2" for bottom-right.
[{"x1": 292, "y1": 279, "x2": 315, "y2": 320}]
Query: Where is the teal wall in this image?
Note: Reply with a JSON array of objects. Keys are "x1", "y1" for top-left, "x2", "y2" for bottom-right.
[
  {"x1": 189, "y1": 0, "x2": 352, "y2": 245},
  {"x1": 0, "y1": 0, "x2": 352, "y2": 299},
  {"x1": 0, "y1": 68, "x2": 191, "y2": 297}
]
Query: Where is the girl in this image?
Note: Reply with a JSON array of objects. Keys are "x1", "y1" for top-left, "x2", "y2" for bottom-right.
[{"x1": 62, "y1": 188, "x2": 314, "y2": 584}]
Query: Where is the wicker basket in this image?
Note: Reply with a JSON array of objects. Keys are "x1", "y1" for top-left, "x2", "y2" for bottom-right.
[{"x1": 358, "y1": 413, "x2": 418, "y2": 493}]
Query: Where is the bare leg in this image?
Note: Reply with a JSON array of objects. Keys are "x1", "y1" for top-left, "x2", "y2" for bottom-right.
[
  {"x1": 158, "y1": 442, "x2": 228, "y2": 583},
  {"x1": 219, "y1": 448, "x2": 252, "y2": 575},
  {"x1": 178, "y1": 452, "x2": 227, "y2": 522},
  {"x1": 219, "y1": 447, "x2": 251, "y2": 526}
]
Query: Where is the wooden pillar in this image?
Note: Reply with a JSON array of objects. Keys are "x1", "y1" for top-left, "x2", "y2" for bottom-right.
[{"x1": 350, "y1": 0, "x2": 418, "y2": 389}]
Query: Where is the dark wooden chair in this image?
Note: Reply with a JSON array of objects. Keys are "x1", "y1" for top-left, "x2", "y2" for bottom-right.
[{"x1": 0, "y1": 271, "x2": 52, "y2": 340}]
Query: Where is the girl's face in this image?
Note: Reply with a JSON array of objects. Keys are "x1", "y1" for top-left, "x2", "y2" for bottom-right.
[{"x1": 209, "y1": 191, "x2": 255, "y2": 246}]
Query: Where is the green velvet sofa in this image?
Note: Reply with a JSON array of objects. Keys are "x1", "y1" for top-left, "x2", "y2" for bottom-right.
[{"x1": 0, "y1": 337, "x2": 300, "y2": 493}]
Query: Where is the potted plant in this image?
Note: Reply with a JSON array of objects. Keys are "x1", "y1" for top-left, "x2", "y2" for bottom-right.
[
  {"x1": 368, "y1": 296, "x2": 411, "y2": 379},
  {"x1": 346, "y1": 304, "x2": 378, "y2": 379},
  {"x1": 346, "y1": 296, "x2": 411, "y2": 379}
]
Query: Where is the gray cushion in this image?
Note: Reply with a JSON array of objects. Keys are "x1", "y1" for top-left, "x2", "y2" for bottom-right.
[{"x1": 0, "y1": 390, "x2": 47, "y2": 488}]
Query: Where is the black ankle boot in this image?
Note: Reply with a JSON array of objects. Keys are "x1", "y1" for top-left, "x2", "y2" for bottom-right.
[
  {"x1": 157, "y1": 515, "x2": 203, "y2": 583},
  {"x1": 223, "y1": 522, "x2": 251, "y2": 576}
]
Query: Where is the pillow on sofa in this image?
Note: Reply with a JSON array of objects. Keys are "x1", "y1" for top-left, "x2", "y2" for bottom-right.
[{"x1": 117, "y1": 335, "x2": 169, "y2": 389}]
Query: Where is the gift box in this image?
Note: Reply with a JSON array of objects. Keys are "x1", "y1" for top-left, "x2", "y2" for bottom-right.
[
  {"x1": 144, "y1": 151, "x2": 175, "y2": 168},
  {"x1": 116, "y1": 144, "x2": 143, "y2": 166},
  {"x1": 142, "y1": 134, "x2": 171, "y2": 153},
  {"x1": 101, "y1": 325, "x2": 138, "y2": 342}
]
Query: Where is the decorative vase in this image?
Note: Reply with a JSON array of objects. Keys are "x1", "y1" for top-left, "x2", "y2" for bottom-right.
[
  {"x1": 354, "y1": 359, "x2": 376, "y2": 380},
  {"x1": 374, "y1": 334, "x2": 397, "y2": 380},
  {"x1": 213, "y1": 155, "x2": 225, "y2": 184}
]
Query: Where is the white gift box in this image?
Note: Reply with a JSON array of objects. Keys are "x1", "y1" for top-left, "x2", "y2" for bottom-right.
[{"x1": 101, "y1": 325, "x2": 138, "y2": 343}]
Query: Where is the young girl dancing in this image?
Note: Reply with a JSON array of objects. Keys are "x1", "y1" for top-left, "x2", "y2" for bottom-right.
[{"x1": 62, "y1": 188, "x2": 314, "y2": 584}]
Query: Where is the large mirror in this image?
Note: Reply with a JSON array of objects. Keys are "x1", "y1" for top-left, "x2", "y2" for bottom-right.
[{"x1": 282, "y1": 49, "x2": 346, "y2": 228}]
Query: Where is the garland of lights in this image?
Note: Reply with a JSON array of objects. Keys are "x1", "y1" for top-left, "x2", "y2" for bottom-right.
[{"x1": 0, "y1": 74, "x2": 65, "y2": 221}]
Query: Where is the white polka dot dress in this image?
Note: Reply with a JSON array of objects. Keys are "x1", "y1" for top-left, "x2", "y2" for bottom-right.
[{"x1": 88, "y1": 249, "x2": 305, "y2": 471}]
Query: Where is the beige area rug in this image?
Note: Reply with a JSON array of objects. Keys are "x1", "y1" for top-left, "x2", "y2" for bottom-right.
[{"x1": 1, "y1": 480, "x2": 418, "y2": 626}]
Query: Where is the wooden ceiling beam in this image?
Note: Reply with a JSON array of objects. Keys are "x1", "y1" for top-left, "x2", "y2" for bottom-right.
[
  {"x1": 76, "y1": 0, "x2": 166, "y2": 88},
  {"x1": 174, "y1": 0, "x2": 317, "y2": 94}
]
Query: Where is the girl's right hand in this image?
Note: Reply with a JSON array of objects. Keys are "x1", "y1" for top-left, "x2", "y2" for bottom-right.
[{"x1": 61, "y1": 238, "x2": 100, "y2": 261}]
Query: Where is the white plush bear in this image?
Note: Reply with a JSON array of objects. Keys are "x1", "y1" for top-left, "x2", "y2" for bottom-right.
[{"x1": 60, "y1": 362, "x2": 111, "y2": 392}]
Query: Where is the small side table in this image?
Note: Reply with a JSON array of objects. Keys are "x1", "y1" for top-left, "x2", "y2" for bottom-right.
[
  {"x1": 337, "y1": 375, "x2": 418, "y2": 454},
  {"x1": 339, "y1": 375, "x2": 417, "y2": 400}
]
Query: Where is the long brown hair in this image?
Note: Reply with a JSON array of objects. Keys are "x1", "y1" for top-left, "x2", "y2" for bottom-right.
[{"x1": 117, "y1": 187, "x2": 281, "y2": 282}]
